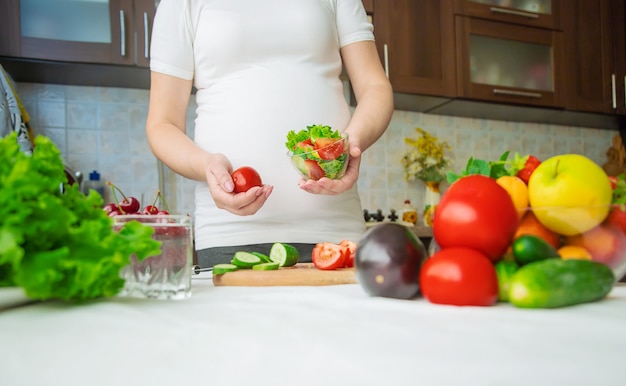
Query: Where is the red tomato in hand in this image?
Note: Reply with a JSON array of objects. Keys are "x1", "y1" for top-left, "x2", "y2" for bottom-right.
[
  {"x1": 339, "y1": 239, "x2": 357, "y2": 268},
  {"x1": 433, "y1": 175, "x2": 518, "y2": 262},
  {"x1": 312, "y1": 242, "x2": 347, "y2": 270},
  {"x1": 420, "y1": 247, "x2": 499, "y2": 306},
  {"x1": 231, "y1": 166, "x2": 263, "y2": 193},
  {"x1": 314, "y1": 138, "x2": 344, "y2": 160}
]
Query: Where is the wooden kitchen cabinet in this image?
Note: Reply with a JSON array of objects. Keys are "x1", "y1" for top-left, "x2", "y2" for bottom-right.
[
  {"x1": 372, "y1": 0, "x2": 457, "y2": 97},
  {"x1": 455, "y1": 16, "x2": 566, "y2": 108},
  {"x1": 564, "y1": 0, "x2": 626, "y2": 115},
  {"x1": 454, "y1": 0, "x2": 564, "y2": 30},
  {"x1": 0, "y1": 0, "x2": 156, "y2": 68}
]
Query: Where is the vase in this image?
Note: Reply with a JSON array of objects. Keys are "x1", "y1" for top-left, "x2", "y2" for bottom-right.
[{"x1": 422, "y1": 181, "x2": 441, "y2": 227}]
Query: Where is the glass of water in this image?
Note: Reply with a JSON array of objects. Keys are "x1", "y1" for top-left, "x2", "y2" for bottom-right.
[{"x1": 113, "y1": 214, "x2": 193, "y2": 300}]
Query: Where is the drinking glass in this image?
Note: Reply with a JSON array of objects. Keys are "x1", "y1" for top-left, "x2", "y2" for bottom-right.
[{"x1": 113, "y1": 214, "x2": 193, "y2": 300}]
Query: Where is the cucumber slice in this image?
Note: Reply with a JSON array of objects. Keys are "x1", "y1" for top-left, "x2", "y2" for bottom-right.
[
  {"x1": 251, "y1": 251, "x2": 272, "y2": 263},
  {"x1": 252, "y1": 262, "x2": 280, "y2": 271},
  {"x1": 232, "y1": 251, "x2": 262, "y2": 268},
  {"x1": 212, "y1": 263, "x2": 238, "y2": 275},
  {"x1": 269, "y1": 243, "x2": 299, "y2": 267},
  {"x1": 291, "y1": 155, "x2": 308, "y2": 176}
]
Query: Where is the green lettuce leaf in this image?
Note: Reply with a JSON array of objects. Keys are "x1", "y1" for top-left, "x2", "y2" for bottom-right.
[{"x1": 0, "y1": 133, "x2": 161, "y2": 302}]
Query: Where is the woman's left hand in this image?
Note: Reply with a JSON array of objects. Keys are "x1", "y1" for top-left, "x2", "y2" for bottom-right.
[{"x1": 298, "y1": 144, "x2": 362, "y2": 195}]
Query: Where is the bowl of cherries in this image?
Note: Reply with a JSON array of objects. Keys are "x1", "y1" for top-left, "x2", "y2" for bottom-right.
[{"x1": 103, "y1": 181, "x2": 170, "y2": 217}]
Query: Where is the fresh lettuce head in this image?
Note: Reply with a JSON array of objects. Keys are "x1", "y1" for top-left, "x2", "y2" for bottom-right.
[{"x1": 0, "y1": 133, "x2": 161, "y2": 301}]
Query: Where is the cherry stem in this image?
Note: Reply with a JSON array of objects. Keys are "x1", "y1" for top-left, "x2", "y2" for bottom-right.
[
  {"x1": 159, "y1": 191, "x2": 171, "y2": 212},
  {"x1": 106, "y1": 181, "x2": 127, "y2": 214},
  {"x1": 105, "y1": 180, "x2": 129, "y2": 201},
  {"x1": 150, "y1": 190, "x2": 161, "y2": 208}
]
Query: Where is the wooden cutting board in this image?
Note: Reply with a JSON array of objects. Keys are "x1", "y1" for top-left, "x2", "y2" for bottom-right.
[{"x1": 212, "y1": 263, "x2": 357, "y2": 286}]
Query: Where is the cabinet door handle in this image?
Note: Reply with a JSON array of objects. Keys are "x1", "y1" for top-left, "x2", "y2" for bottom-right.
[
  {"x1": 383, "y1": 43, "x2": 389, "y2": 78},
  {"x1": 623, "y1": 76, "x2": 625, "y2": 109},
  {"x1": 493, "y1": 89, "x2": 542, "y2": 98},
  {"x1": 612, "y1": 74, "x2": 617, "y2": 109},
  {"x1": 119, "y1": 10, "x2": 126, "y2": 57},
  {"x1": 489, "y1": 7, "x2": 539, "y2": 19},
  {"x1": 143, "y1": 12, "x2": 149, "y2": 59}
]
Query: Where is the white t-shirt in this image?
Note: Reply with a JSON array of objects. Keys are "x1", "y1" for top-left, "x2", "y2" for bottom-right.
[{"x1": 150, "y1": 0, "x2": 374, "y2": 250}]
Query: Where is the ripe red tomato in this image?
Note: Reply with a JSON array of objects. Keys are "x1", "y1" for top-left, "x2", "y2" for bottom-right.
[
  {"x1": 433, "y1": 175, "x2": 519, "y2": 262},
  {"x1": 314, "y1": 138, "x2": 344, "y2": 160},
  {"x1": 231, "y1": 166, "x2": 263, "y2": 193},
  {"x1": 339, "y1": 239, "x2": 357, "y2": 268},
  {"x1": 312, "y1": 242, "x2": 347, "y2": 270},
  {"x1": 420, "y1": 247, "x2": 499, "y2": 306}
]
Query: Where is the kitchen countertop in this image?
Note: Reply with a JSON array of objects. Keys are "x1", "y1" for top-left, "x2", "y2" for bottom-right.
[{"x1": 1, "y1": 276, "x2": 625, "y2": 386}]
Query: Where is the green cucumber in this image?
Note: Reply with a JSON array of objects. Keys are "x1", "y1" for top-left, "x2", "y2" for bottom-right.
[
  {"x1": 512, "y1": 234, "x2": 560, "y2": 265},
  {"x1": 213, "y1": 263, "x2": 238, "y2": 275},
  {"x1": 269, "y1": 242, "x2": 299, "y2": 267},
  {"x1": 251, "y1": 252, "x2": 273, "y2": 263},
  {"x1": 290, "y1": 155, "x2": 308, "y2": 176},
  {"x1": 494, "y1": 260, "x2": 519, "y2": 302},
  {"x1": 231, "y1": 251, "x2": 263, "y2": 268},
  {"x1": 252, "y1": 262, "x2": 280, "y2": 271},
  {"x1": 508, "y1": 259, "x2": 615, "y2": 308}
]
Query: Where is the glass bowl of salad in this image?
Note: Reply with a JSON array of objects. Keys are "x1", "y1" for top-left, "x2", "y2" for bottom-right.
[{"x1": 285, "y1": 124, "x2": 349, "y2": 180}]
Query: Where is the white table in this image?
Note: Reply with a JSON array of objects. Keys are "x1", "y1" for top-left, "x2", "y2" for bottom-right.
[{"x1": 1, "y1": 275, "x2": 625, "y2": 386}]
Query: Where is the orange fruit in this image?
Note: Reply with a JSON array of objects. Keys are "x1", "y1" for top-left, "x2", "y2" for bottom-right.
[
  {"x1": 514, "y1": 211, "x2": 561, "y2": 249},
  {"x1": 557, "y1": 245, "x2": 592, "y2": 260},
  {"x1": 496, "y1": 175, "x2": 528, "y2": 220}
]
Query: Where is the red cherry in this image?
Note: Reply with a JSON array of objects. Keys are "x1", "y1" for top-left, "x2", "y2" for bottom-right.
[
  {"x1": 142, "y1": 205, "x2": 160, "y2": 215},
  {"x1": 103, "y1": 203, "x2": 119, "y2": 214},
  {"x1": 107, "y1": 207, "x2": 122, "y2": 217},
  {"x1": 106, "y1": 181, "x2": 141, "y2": 214},
  {"x1": 119, "y1": 196, "x2": 140, "y2": 213}
]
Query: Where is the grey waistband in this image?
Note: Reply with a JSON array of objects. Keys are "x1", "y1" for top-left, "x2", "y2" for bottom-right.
[{"x1": 196, "y1": 243, "x2": 315, "y2": 268}]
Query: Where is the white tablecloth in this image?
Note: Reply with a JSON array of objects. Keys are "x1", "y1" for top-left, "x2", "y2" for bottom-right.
[{"x1": 1, "y1": 276, "x2": 625, "y2": 386}]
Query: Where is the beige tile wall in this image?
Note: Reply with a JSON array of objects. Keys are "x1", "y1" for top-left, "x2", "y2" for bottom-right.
[{"x1": 16, "y1": 82, "x2": 618, "y2": 221}]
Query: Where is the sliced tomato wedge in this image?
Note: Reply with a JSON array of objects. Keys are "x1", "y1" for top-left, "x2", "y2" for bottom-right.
[
  {"x1": 304, "y1": 159, "x2": 325, "y2": 180},
  {"x1": 294, "y1": 139, "x2": 315, "y2": 152},
  {"x1": 312, "y1": 242, "x2": 347, "y2": 270},
  {"x1": 339, "y1": 239, "x2": 357, "y2": 268},
  {"x1": 314, "y1": 138, "x2": 344, "y2": 160}
]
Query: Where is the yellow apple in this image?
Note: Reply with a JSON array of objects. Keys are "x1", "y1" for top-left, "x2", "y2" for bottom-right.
[{"x1": 527, "y1": 154, "x2": 612, "y2": 236}]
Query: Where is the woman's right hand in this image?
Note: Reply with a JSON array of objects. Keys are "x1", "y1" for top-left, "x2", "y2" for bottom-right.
[{"x1": 204, "y1": 153, "x2": 273, "y2": 216}]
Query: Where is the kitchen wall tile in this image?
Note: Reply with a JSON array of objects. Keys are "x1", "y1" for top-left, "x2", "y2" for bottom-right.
[
  {"x1": 36, "y1": 83, "x2": 66, "y2": 101},
  {"x1": 98, "y1": 103, "x2": 130, "y2": 130},
  {"x1": 36, "y1": 100, "x2": 65, "y2": 127},
  {"x1": 14, "y1": 82, "x2": 619, "y2": 224},
  {"x1": 41, "y1": 127, "x2": 67, "y2": 157},
  {"x1": 99, "y1": 128, "x2": 130, "y2": 155},
  {"x1": 67, "y1": 128, "x2": 99, "y2": 155},
  {"x1": 66, "y1": 85, "x2": 98, "y2": 102},
  {"x1": 67, "y1": 102, "x2": 97, "y2": 129}
]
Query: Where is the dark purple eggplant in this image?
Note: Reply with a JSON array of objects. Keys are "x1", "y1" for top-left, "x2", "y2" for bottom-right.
[{"x1": 355, "y1": 223, "x2": 427, "y2": 299}]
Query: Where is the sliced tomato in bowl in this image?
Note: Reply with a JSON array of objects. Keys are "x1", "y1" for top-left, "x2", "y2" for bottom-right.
[
  {"x1": 304, "y1": 159, "x2": 325, "y2": 180},
  {"x1": 314, "y1": 137, "x2": 344, "y2": 160},
  {"x1": 312, "y1": 242, "x2": 347, "y2": 270}
]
